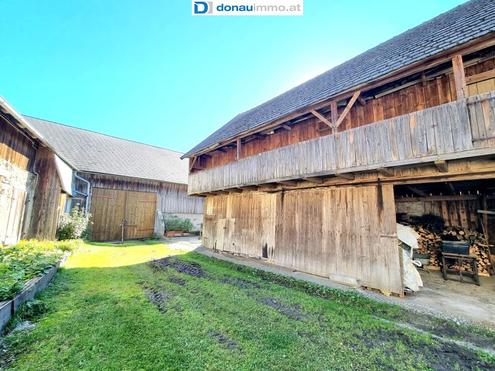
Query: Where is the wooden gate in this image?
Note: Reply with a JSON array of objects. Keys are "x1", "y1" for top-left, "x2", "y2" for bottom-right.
[{"x1": 91, "y1": 188, "x2": 157, "y2": 241}]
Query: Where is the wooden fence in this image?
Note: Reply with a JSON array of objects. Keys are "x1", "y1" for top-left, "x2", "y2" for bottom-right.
[{"x1": 189, "y1": 92, "x2": 495, "y2": 194}]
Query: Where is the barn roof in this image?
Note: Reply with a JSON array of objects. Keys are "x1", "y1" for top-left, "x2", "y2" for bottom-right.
[
  {"x1": 26, "y1": 116, "x2": 189, "y2": 185},
  {"x1": 183, "y1": 0, "x2": 495, "y2": 158}
]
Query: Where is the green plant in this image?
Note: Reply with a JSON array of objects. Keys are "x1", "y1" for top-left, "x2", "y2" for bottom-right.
[
  {"x1": 0, "y1": 240, "x2": 76, "y2": 301},
  {"x1": 164, "y1": 216, "x2": 193, "y2": 233},
  {"x1": 57, "y1": 206, "x2": 92, "y2": 240}
]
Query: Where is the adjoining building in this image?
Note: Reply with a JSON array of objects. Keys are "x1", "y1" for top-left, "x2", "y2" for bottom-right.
[
  {"x1": 183, "y1": 0, "x2": 495, "y2": 295},
  {"x1": 0, "y1": 98, "x2": 73, "y2": 244},
  {"x1": 28, "y1": 117, "x2": 203, "y2": 241}
]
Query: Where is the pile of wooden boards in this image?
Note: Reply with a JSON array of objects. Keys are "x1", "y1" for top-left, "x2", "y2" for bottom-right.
[{"x1": 409, "y1": 225, "x2": 492, "y2": 276}]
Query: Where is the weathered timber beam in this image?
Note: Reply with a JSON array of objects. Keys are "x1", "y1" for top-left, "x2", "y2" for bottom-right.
[
  {"x1": 258, "y1": 184, "x2": 281, "y2": 192},
  {"x1": 330, "y1": 100, "x2": 338, "y2": 123},
  {"x1": 278, "y1": 180, "x2": 298, "y2": 186},
  {"x1": 334, "y1": 90, "x2": 361, "y2": 128},
  {"x1": 434, "y1": 160, "x2": 449, "y2": 173},
  {"x1": 466, "y1": 69, "x2": 495, "y2": 85},
  {"x1": 452, "y1": 54, "x2": 467, "y2": 100},
  {"x1": 229, "y1": 188, "x2": 243, "y2": 193},
  {"x1": 310, "y1": 110, "x2": 334, "y2": 130},
  {"x1": 302, "y1": 177, "x2": 324, "y2": 184},
  {"x1": 189, "y1": 156, "x2": 197, "y2": 171},
  {"x1": 215, "y1": 147, "x2": 228, "y2": 153},
  {"x1": 236, "y1": 138, "x2": 241, "y2": 160},
  {"x1": 281, "y1": 124, "x2": 292, "y2": 131},
  {"x1": 358, "y1": 97, "x2": 367, "y2": 106},
  {"x1": 377, "y1": 167, "x2": 394, "y2": 177},
  {"x1": 242, "y1": 186, "x2": 259, "y2": 192},
  {"x1": 335, "y1": 172, "x2": 355, "y2": 180}
]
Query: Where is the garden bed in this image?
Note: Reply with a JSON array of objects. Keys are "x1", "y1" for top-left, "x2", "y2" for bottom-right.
[{"x1": 0, "y1": 240, "x2": 78, "y2": 331}]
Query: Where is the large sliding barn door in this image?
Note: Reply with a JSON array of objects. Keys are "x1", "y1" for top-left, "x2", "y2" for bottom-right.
[{"x1": 91, "y1": 188, "x2": 156, "y2": 241}]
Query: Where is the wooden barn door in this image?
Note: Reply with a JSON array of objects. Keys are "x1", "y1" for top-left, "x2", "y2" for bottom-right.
[{"x1": 91, "y1": 188, "x2": 156, "y2": 241}]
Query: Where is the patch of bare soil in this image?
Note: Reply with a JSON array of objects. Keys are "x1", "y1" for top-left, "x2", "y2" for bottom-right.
[
  {"x1": 208, "y1": 331, "x2": 238, "y2": 350},
  {"x1": 258, "y1": 297, "x2": 307, "y2": 321},
  {"x1": 144, "y1": 287, "x2": 170, "y2": 313},
  {"x1": 362, "y1": 328, "x2": 494, "y2": 370},
  {"x1": 150, "y1": 257, "x2": 205, "y2": 278},
  {"x1": 221, "y1": 276, "x2": 261, "y2": 289},
  {"x1": 169, "y1": 276, "x2": 186, "y2": 286}
]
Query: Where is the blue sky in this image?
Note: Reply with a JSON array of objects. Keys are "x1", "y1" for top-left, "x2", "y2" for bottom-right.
[{"x1": 1, "y1": 0, "x2": 466, "y2": 153}]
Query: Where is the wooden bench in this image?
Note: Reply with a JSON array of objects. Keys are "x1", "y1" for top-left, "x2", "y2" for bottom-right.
[{"x1": 441, "y1": 252, "x2": 480, "y2": 286}]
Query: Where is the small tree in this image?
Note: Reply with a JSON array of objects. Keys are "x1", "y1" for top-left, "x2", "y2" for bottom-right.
[{"x1": 57, "y1": 206, "x2": 92, "y2": 240}]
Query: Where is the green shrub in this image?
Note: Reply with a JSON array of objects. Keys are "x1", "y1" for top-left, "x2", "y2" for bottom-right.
[
  {"x1": 57, "y1": 206, "x2": 92, "y2": 240},
  {"x1": 0, "y1": 240, "x2": 76, "y2": 301},
  {"x1": 164, "y1": 216, "x2": 194, "y2": 232}
]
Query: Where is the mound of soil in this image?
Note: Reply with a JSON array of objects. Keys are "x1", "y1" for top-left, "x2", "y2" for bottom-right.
[{"x1": 150, "y1": 257, "x2": 205, "y2": 278}]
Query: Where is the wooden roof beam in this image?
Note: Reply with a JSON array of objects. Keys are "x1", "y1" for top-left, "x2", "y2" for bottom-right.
[
  {"x1": 377, "y1": 167, "x2": 395, "y2": 177},
  {"x1": 452, "y1": 54, "x2": 467, "y2": 100},
  {"x1": 334, "y1": 90, "x2": 361, "y2": 129},
  {"x1": 310, "y1": 110, "x2": 335, "y2": 133}
]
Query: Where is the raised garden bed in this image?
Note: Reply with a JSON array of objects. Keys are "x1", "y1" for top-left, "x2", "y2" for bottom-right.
[{"x1": 0, "y1": 258, "x2": 64, "y2": 331}]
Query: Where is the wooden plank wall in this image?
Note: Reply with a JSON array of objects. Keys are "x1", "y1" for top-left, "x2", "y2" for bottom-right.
[
  {"x1": 190, "y1": 92, "x2": 495, "y2": 194},
  {"x1": 82, "y1": 173, "x2": 203, "y2": 214},
  {"x1": 197, "y1": 57, "x2": 495, "y2": 171},
  {"x1": 26, "y1": 147, "x2": 63, "y2": 240},
  {"x1": 203, "y1": 184, "x2": 403, "y2": 295},
  {"x1": 0, "y1": 117, "x2": 36, "y2": 171},
  {"x1": 396, "y1": 198, "x2": 480, "y2": 230},
  {"x1": 90, "y1": 188, "x2": 157, "y2": 241}
]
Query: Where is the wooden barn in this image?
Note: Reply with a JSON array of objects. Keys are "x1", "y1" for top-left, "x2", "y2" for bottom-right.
[
  {"x1": 27, "y1": 117, "x2": 203, "y2": 242},
  {"x1": 183, "y1": 0, "x2": 495, "y2": 295},
  {"x1": 0, "y1": 98, "x2": 73, "y2": 244}
]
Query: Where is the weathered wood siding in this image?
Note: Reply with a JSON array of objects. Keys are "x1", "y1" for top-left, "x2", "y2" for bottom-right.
[
  {"x1": 0, "y1": 118, "x2": 36, "y2": 171},
  {"x1": 82, "y1": 173, "x2": 203, "y2": 215},
  {"x1": 203, "y1": 184, "x2": 403, "y2": 294},
  {"x1": 189, "y1": 92, "x2": 495, "y2": 194},
  {"x1": 27, "y1": 147, "x2": 63, "y2": 240},
  {"x1": 197, "y1": 57, "x2": 495, "y2": 171},
  {"x1": 91, "y1": 188, "x2": 157, "y2": 241}
]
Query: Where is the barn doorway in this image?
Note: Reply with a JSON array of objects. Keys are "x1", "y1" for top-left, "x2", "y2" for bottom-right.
[
  {"x1": 394, "y1": 179, "x2": 494, "y2": 289},
  {"x1": 90, "y1": 188, "x2": 157, "y2": 241}
]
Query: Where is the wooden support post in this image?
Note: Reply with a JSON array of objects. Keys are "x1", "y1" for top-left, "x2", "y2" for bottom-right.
[
  {"x1": 236, "y1": 138, "x2": 241, "y2": 160},
  {"x1": 452, "y1": 54, "x2": 467, "y2": 100},
  {"x1": 334, "y1": 90, "x2": 361, "y2": 129},
  {"x1": 434, "y1": 160, "x2": 449, "y2": 173},
  {"x1": 311, "y1": 110, "x2": 335, "y2": 132},
  {"x1": 189, "y1": 156, "x2": 197, "y2": 171},
  {"x1": 330, "y1": 100, "x2": 338, "y2": 123}
]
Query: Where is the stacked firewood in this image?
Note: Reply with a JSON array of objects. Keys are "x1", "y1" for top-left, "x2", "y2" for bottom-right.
[{"x1": 408, "y1": 225, "x2": 492, "y2": 276}]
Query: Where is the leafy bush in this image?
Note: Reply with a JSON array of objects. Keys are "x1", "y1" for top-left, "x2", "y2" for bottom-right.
[
  {"x1": 164, "y1": 216, "x2": 194, "y2": 232},
  {"x1": 57, "y1": 206, "x2": 92, "y2": 240},
  {"x1": 0, "y1": 240, "x2": 78, "y2": 301}
]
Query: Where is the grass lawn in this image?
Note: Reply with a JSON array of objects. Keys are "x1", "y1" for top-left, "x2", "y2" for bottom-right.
[{"x1": 2, "y1": 240, "x2": 495, "y2": 370}]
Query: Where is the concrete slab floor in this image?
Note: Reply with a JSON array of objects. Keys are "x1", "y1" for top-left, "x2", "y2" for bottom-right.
[{"x1": 194, "y1": 246, "x2": 495, "y2": 329}]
